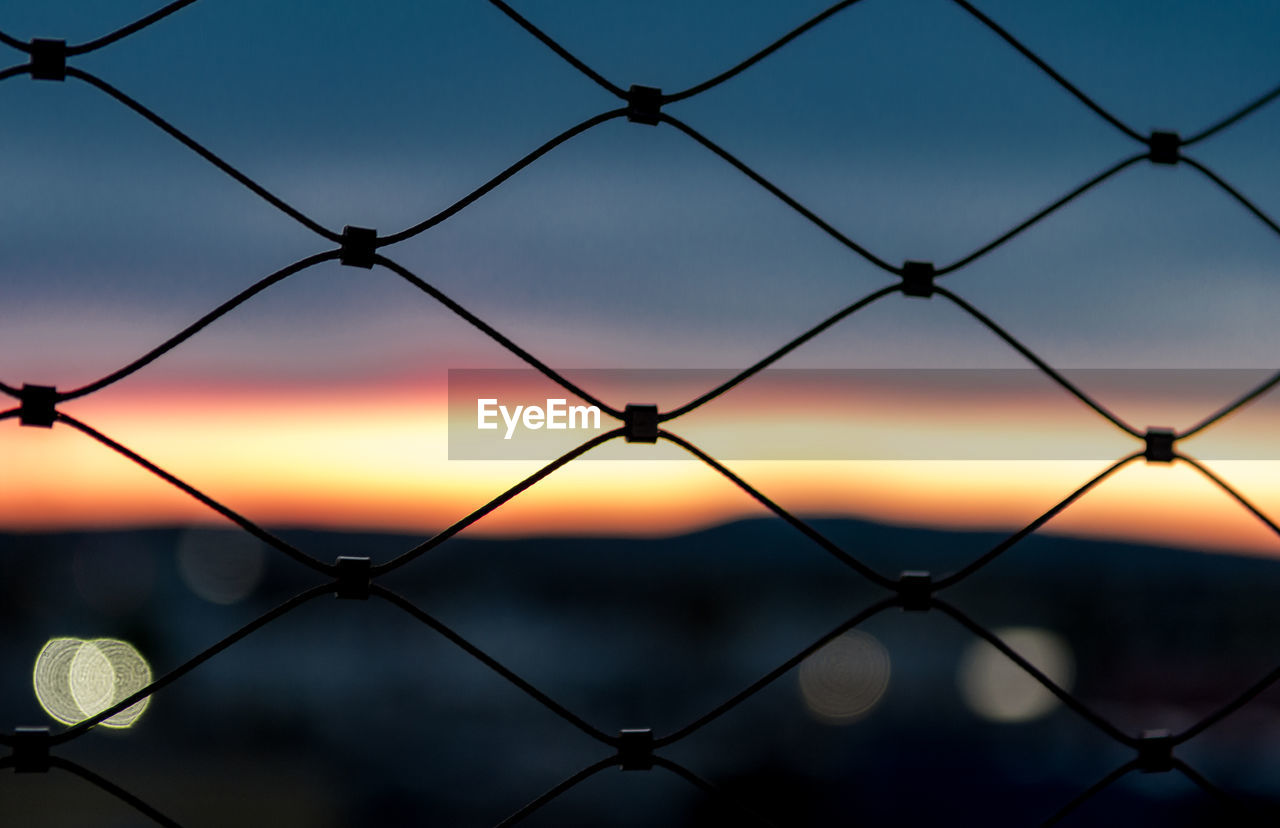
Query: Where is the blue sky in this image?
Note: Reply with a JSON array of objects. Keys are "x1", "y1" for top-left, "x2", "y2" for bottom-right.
[{"x1": 3, "y1": 0, "x2": 1279, "y2": 392}]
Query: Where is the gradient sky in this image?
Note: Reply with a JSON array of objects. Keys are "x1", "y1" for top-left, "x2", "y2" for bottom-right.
[{"x1": 3, "y1": 0, "x2": 1279, "y2": 555}]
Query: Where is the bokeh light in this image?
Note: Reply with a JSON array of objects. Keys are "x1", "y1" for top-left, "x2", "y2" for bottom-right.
[
  {"x1": 798, "y1": 631, "x2": 891, "y2": 724},
  {"x1": 71, "y1": 536, "x2": 156, "y2": 616},
  {"x1": 33, "y1": 637, "x2": 152, "y2": 729},
  {"x1": 957, "y1": 627, "x2": 1075, "y2": 723},
  {"x1": 177, "y1": 529, "x2": 266, "y2": 605}
]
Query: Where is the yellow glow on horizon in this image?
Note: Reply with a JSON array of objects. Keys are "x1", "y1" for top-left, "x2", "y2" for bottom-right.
[{"x1": 1, "y1": 383, "x2": 1278, "y2": 559}]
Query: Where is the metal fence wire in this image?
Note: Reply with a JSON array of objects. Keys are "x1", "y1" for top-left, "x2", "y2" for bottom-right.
[{"x1": 3, "y1": 0, "x2": 1280, "y2": 824}]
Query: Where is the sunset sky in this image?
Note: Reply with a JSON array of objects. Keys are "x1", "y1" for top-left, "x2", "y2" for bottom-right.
[{"x1": 3, "y1": 0, "x2": 1279, "y2": 557}]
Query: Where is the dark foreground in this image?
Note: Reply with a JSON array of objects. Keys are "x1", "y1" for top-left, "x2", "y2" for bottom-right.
[{"x1": 2, "y1": 519, "x2": 1279, "y2": 826}]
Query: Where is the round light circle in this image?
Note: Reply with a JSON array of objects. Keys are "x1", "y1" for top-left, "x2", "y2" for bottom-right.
[
  {"x1": 957, "y1": 626, "x2": 1075, "y2": 723},
  {"x1": 33, "y1": 637, "x2": 153, "y2": 729},
  {"x1": 177, "y1": 529, "x2": 265, "y2": 605},
  {"x1": 799, "y1": 630, "x2": 892, "y2": 723},
  {"x1": 69, "y1": 642, "x2": 115, "y2": 718}
]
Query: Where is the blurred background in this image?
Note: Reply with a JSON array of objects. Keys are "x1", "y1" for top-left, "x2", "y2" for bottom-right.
[{"x1": 2, "y1": 0, "x2": 1280, "y2": 824}]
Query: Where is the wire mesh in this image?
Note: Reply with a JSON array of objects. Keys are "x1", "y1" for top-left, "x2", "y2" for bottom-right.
[{"x1": 3, "y1": 0, "x2": 1280, "y2": 824}]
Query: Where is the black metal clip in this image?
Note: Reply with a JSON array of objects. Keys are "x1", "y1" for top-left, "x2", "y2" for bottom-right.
[
  {"x1": 19, "y1": 385, "x2": 57, "y2": 428},
  {"x1": 13, "y1": 726, "x2": 51, "y2": 773},
  {"x1": 1136, "y1": 729, "x2": 1175, "y2": 773},
  {"x1": 334, "y1": 556, "x2": 372, "y2": 600},
  {"x1": 623, "y1": 404, "x2": 659, "y2": 443},
  {"x1": 1148, "y1": 131, "x2": 1181, "y2": 165},
  {"x1": 339, "y1": 226, "x2": 377, "y2": 269},
  {"x1": 1143, "y1": 428, "x2": 1176, "y2": 463},
  {"x1": 900, "y1": 261, "x2": 936, "y2": 298},
  {"x1": 617, "y1": 728, "x2": 654, "y2": 771},
  {"x1": 30, "y1": 39, "x2": 66, "y2": 82},
  {"x1": 626, "y1": 85, "x2": 663, "y2": 125},
  {"x1": 896, "y1": 570, "x2": 933, "y2": 612}
]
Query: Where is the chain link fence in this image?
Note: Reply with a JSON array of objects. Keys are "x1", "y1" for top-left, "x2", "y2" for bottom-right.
[{"x1": 3, "y1": 0, "x2": 1280, "y2": 824}]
